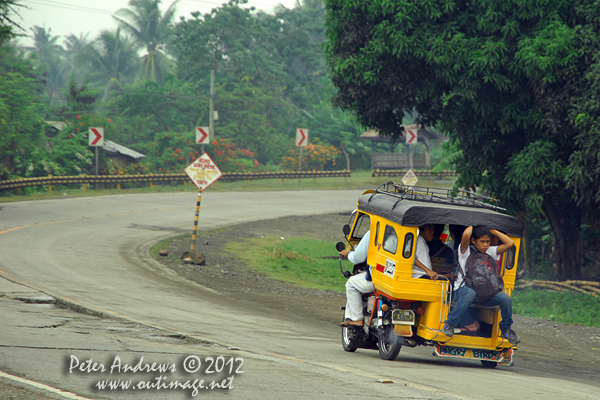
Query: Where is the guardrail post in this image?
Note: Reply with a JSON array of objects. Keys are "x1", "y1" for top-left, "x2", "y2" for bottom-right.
[
  {"x1": 117, "y1": 183, "x2": 121, "y2": 190},
  {"x1": 281, "y1": 178, "x2": 284, "y2": 185},
  {"x1": 48, "y1": 175, "x2": 52, "y2": 193},
  {"x1": 248, "y1": 179, "x2": 251, "y2": 186}
]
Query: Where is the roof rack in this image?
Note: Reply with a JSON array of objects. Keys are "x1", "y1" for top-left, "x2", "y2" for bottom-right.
[{"x1": 370, "y1": 181, "x2": 506, "y2": 212}]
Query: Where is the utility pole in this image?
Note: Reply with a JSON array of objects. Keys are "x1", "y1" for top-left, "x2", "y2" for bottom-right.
[{"x1": 209, "y1": 68, "x2": 215, "y2": 142}]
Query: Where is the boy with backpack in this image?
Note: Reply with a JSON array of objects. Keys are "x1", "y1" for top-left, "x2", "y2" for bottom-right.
[{"x1": 442, "y1": 225, "x2": 520, "y2": 346}]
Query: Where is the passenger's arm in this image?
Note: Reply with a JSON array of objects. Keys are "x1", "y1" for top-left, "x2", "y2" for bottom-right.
[
  {"x1": 489, "y1": 229, "x2": 514, "y2": 254},
  {"x1": 460, "y1": 226, "x2": 473, "y2": 254},
  {"x1": 415, "y1": 259, "x2": 438, "y2": 281}
]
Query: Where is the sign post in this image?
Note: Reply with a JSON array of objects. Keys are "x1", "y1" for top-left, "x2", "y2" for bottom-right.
[
  {"x1": 295, "y1": 128, "x2": 309, "y2": 171},
  {"x1": 405, "y1": 128, "x2": 417, "y2": 169},
  {"x1": 89, "y1": 127, "x2": 105, "y2": 188},
  {"x1": 184, "y1": 153, "x2": 223, "y2": 252}
]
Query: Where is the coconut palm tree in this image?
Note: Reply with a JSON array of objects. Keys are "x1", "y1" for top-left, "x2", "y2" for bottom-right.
[
  {"x1": 88, "y1": 28, "x2": 139, "y2": 101},
  {"x1": 113, "y1": 0, "x2": 179, "y2": 85},
  {"x1": 1, "y1": 0, "x2": 20, "y2": 44},
  {"x1": 64, "y1": 33, "x2": 93, "y2": 82},
  {"x1": 26, "y1": 26, "x2": 67, "y2": 104}
]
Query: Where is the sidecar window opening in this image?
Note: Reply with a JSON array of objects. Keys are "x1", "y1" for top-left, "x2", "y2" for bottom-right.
[
  {"x1": 403, "y1": 233, "x2": 414, "y2": 259},
  {"x1": 351, "y1": 214, "x2": 370, "y2": 241},
  {"x1": 382, "y1": 225, "x2": 398, "y2": 255},
  {"x1": 504, "y1": 246, "x2": 516, "y2": 271}
]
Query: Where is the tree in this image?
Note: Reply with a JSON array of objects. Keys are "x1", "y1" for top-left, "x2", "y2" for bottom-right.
[
  {"x1": 0, "y1": 44, "x2": 44, "y2": 179},
  {"x1": 63, "y1": 33, "x2": 93, "y2": 83},
  {"x1": 1, "y1": 0, "x2": 20, "y2": 44},
  {"x1": 113, "y1": 0, "x2": 179, "y2": 84},
  {"x1": 25, "y1": 26, "x2": 67, "y2": 104},
  {"x1": 87, "y1": 28, "x2": 139, "y2": 101},
  {"x1": 324, "y1": 0, "x2": 600, "y2": 280},
  {"x1": 103, "y1": 76, "x2": 206, "y2": 146},
  {"x1": 170, "y1": 0, "x2": 260, "y2": 84}
]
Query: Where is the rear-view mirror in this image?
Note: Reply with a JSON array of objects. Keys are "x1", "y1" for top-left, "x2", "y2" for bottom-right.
[{"x1": 342, "y1": 224, "x2": 351, "y2": 236}]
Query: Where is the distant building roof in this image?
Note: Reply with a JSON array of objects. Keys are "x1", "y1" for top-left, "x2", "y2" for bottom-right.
[
  {"x1": 46, "y1": 121, "x2": 68, "y2": 131},
  {"x1": 102, "y1": 140, "x2": 145, "y2": 160}
]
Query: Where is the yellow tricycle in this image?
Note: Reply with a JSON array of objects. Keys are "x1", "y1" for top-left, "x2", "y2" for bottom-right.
[{"x1": 336, "y1": 183, "x2": 522, "y2": 368}]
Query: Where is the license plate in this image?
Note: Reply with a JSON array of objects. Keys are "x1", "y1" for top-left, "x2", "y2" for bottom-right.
[
  {"x1": 434, "y1": 345, "x2": 508, "y2": 362},
  {"x1": 392, "y1": 309, "x2": 415, "y2": 325}
]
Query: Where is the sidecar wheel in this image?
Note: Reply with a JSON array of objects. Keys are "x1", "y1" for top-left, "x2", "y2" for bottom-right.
[
  {"x1": 341, "y1": 326, "x2": 358, "y2": 352},
  {"x1": 481, "y1": 360, "x2": 498, "y2": 369},
  {"x1": 378, "y1": 327, "x2": 402, "y2": 361}
]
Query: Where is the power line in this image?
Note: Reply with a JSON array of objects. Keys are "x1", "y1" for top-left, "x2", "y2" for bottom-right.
[
  {"x1": 27, "y1": 0, "x2": 115, "y2": 16},
  {"x1": 180, "y1": 0, "x2": 291, "y2": 10},
  {"x1": 27, "y1": 0, "x2": 287, "y2": 15}
]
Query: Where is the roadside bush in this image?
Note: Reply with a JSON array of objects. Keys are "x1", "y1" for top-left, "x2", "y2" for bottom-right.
[
  {"x1": 206, "y1": 138, "x2": 262, "y2": 173},
  {"x1": 145, "y1": 131, "x2": 196, "y2": 173},
  {"x1": 25, "y1": 122, "x2": 95, "y2": 177},
  {"x1": 280, "y1": 138, "x2": 340, "y2": 171}
]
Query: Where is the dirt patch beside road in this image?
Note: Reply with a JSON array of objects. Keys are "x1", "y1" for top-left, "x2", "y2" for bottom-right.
[{"x1": 155, "y1": 213, "x2": 600, "y2": 386}]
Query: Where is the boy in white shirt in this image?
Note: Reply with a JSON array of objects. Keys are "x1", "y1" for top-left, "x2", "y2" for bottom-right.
[{"x1": 413, "y1": 224, "x2": 438, "y2": 280}]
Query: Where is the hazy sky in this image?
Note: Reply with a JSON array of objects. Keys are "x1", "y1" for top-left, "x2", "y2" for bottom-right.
[{"x1": 14, "y1": 0, "x2": 299, "y2": 46}]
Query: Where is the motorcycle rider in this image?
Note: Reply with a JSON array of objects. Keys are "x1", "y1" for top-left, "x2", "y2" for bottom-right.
[
  {"x1": 339, "y1": 225, "x2": 436, "y2": 326},
  {"x1": 339, "y1": 231, "x2": 372, "y2": 327}
]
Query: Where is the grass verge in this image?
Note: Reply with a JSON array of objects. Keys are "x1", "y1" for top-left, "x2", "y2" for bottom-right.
[
  {"x1": 226, "y1": 236, "x2": 347, "y2": 292},
  {"x1": 512, "y1": 288, "x2": 600, "y2": 328}
]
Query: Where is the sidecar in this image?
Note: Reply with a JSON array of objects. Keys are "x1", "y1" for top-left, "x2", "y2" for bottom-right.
[{"x1": 340, "y1": 183, "x2": 522, "y2": 368}]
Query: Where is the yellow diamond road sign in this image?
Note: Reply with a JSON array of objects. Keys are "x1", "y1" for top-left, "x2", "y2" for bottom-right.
[
  {"x1": 184, "y1": 153, "x2": 223, "y2": 192},
  {"x1": 402, "y1": 168, "x2": 419, "y2": 186}
]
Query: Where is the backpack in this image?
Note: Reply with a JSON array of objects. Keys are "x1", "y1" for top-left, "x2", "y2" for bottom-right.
[{"x1": 463, "y1": 245, "x2": 504, "y2": 302}]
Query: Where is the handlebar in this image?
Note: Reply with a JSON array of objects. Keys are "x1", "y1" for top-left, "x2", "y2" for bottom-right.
[{"x1": 339, "y1": 256, "x2": 352, "y2": 279}]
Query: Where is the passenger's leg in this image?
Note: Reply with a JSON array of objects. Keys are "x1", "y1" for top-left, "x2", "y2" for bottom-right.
[
  {"x1": 482, "y1": 291, "x2": 513, "y2": 334},
  {"x1": 445, "y1": 287, "x2": 476, "y2": 328},
  {"x1": 344, "y1": 272, "x2": 373, "y2": 323}
]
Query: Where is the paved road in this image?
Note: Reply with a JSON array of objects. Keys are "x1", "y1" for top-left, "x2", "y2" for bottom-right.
[{"x1": 0, "y1": 191, "x2": 598, "y2": 400}]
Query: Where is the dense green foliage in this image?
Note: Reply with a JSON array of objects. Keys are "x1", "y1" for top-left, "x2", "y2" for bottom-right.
[
  {"x1": 324, "y1": 0, "x2": 600, "y2": 280},
  {"x1": 0, "y1": 0, "x2": 371, "y2": 183},
  {"x1": 169, "y1": 0, "x2": 366, "y2": 166},
  {"x1": 0, "y1": 45, "x2": 45, "y2": 179}
]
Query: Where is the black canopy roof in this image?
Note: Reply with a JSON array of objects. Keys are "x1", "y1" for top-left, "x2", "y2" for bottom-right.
[{"x1": 358, "y1": 191, "x2": 523, "y2": 238}]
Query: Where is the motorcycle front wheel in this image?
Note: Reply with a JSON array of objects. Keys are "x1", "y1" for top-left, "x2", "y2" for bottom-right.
[
  {"x1": 341, "y1": 326, "x2": 358, "y2": 352},
  {"x1": 378, "y1": 326, "x2": 402, "y2": 361}
]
